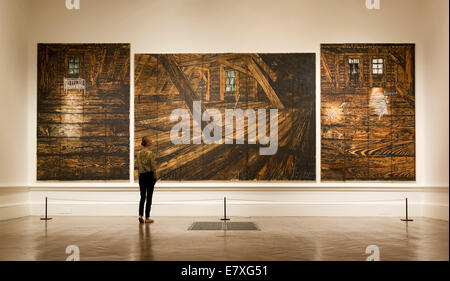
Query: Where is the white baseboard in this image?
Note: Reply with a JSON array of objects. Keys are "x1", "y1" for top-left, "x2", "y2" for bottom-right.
[
  {"x1": 0, "y1": 203, "x2": 29, "y2": 220},
  {"x1": 0, "y1": 187, "x2": 30, "y2": 220},
  {"x1": 423, "y1": 187, "x2": 449, "y2": 221},
  {"x1": 423, "y1": 203, "x2": 449, "y2": 221}
]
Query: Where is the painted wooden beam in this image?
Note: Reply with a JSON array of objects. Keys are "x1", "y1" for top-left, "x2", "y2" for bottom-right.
[
  {"x1": 395, "y1": 85, "x2": 415, "y2": 108},
  {"x1": 197, "y1": 68, "x2": 210, "y2": 101},
  {"x1": 243, "y1": 55, "x2": 285, "y2": 109},
  {"x1": 176, "y1": 53, "x2": 241, "y2": 67},
  {"x1": 158, "y1": 54, "x2": 206, "y2": 114},
  {"x1": 321, "y1": 54, "x2": 336, "y2": 88},
  {"x1": 219, "y1": 64, "x2": 225, "y2": 101},
  {"x1": 389, "y1": 52, "x2": 406, "y2": 70},
  {"x1": 251, "y1": 54, "x2": 277, "y2": 82},
  {"x1": 107, "y1": 48, "x2": 120, "y2": 81},
  {"x1": 167, "y1": 67, "x2": 195, "y2": 101},
  {"x1": 94, "y1": 49, "x2": 107, "y2": 86},
  {"x1": 134, "y1": 55, "x2": 150, "y2": 86}
]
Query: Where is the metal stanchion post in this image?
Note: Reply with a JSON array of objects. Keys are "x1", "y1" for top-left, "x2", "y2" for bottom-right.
[
  {"x1": 40, "y1": 197, "x2": 53, "y2": 221},
  {"x1": 401, "y1": 198, "x2": 413, "y2": 222},
  {"x1": 220, "y1": 197, "x2": 230, "y2": 221}
]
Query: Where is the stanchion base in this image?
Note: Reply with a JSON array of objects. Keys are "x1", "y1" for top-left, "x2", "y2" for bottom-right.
[
  {"x1": 40, "y1": 218, "x2": 53, "y2": 221},
  {"x1": 401, "y1": 219, "x2": 413, "y2": 222}
]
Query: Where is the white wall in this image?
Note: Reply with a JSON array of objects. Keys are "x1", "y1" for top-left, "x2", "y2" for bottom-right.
[
  {"x1": 26, "y1": 0, "x2": 431, "y2": 184},
  {"x1": 0, "y1": 187, "x2": 29, "y2": 220},
  {"x1": 422, "y1": 0, "x2": 449, "y2": 187},
  {"x1": 421, "y1": 0, "x2": 449, "y2": 221},
  {"x1": 0, "y1": 0, "x2": 448, "y2": 219},
  {"x1": 0, "y1": 0, "x2": 31, "y2": 219},
  {"x1": 0, "y1": 0, "x2": 31, "y2": 186}
]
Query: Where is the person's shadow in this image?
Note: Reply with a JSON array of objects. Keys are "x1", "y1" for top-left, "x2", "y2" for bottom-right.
[{"x1": 138, "y1": 223, "x2": 154, "y2": 261}]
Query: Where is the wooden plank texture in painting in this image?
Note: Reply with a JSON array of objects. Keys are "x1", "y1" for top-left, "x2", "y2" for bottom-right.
[
  {"x1": 321, "y1": 44, "x2": 415, "y2": 181},
  {"x1": 37, "y1": 43, "x2": 130, "y2": 180},
  {"x1": 134, "y1": 54, "x2": 316, "y2": 181}
]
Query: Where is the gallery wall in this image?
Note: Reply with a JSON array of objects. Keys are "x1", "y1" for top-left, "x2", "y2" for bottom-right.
[
  {"x1": 0, "y1": 0, "x2": 447, "y2": 218},
  {"x1": 0, "y1": 0, "x2": 31, "y2": 220},
  {"x1": 24, "y1": 0, "x2": 448, "y2": 185},
  {"x1": 421, "y1": 0, "x2": 449, "y2": 187},
  {"x1": 421, "y1": 0, "x2": 449, "y2": 219},
  {"x1": 0, "y1": 0, "x2": 31, "y2": 187}
]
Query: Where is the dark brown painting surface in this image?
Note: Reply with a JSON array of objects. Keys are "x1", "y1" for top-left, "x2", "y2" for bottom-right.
[
  {"x1": 321, "y1": 44, "x2": 415, "y2": 181},
  {"x1": 135, "y1": 54, "x2": 316, "y2": 181},
  {"x1": 37, "y1": 44, "x2": 130, "y2": 180}
]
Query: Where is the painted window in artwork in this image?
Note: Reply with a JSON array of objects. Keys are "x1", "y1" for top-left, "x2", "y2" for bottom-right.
[
  {"x1": 348, "y1": 58, "x2": 360, "y2": 79},
  {"x1": 225, "y1": 70, "x2": 236, "y2": 92},
  {"x1": 69, "y1": 58, "x2": 80, "y2": 75},
  {"x1": 372, "y1": 58, "x2": 384, "y2": 75}
]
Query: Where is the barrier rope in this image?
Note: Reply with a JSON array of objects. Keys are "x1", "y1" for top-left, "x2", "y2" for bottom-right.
[
  {"x1": 39, "y1": 197, "x2": 414, "y2": 222},
  {"x1": 45, "y1": 197, "x2": 409, "y2": 204}
]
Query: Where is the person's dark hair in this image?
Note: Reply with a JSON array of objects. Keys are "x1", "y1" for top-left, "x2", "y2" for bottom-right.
[{"x1": 141, "y1": 136, "x2": 151, "y2": 147}]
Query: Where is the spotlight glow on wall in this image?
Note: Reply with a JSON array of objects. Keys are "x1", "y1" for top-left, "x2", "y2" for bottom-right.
[{"x1": 66, "y1": 0, "x2": 80, "y2": 10}]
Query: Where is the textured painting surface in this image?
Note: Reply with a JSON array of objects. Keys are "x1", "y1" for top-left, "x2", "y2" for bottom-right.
[
  {"x1": 321, "y1": 44, "x2": 415, "y2": 181},
  {"x1": 37, "y1": 44, "x2": 130, "y2": 180},
  {"x1": 135, "y1": 54, "x2": 315, "y2": 181}
]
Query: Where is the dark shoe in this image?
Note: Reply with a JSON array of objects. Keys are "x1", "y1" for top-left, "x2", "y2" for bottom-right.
[
  {"x1": 145, "y1": 218, "x2": 154, "y2": 224},
  {"x1": 138, "y1": 217, "x2": 144, "y2": 224}
]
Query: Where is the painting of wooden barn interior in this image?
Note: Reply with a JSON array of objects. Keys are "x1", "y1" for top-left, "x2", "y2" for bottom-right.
[
  {"x1": 135, "y1": 54, "x2": 316, "y2": 181},
  {"x1": 321, "y1": 44, "x2": 415, "y2": 181},
  {"x1": 37, "y1": 44, "x2": 130, "y2": 180}
]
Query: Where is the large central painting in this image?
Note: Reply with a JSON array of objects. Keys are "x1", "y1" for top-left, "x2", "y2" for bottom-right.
[{"x1": 134, "y1": 53, "x2": 316, "y2": 181}]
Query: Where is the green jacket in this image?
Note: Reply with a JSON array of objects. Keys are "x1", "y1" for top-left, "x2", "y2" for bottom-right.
[{"x1": 136, "y1": 150, "x2": 158, "y2": 179}]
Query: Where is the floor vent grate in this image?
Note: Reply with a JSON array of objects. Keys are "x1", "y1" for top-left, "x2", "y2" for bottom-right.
[{"x1": 188, "y1": 222, "x2": 259, "y2": 231}]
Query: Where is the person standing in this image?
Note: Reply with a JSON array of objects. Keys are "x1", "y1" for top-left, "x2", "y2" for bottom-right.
[{"x1": 136, "y1": 136, "x2": 158, "y2": 224}]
